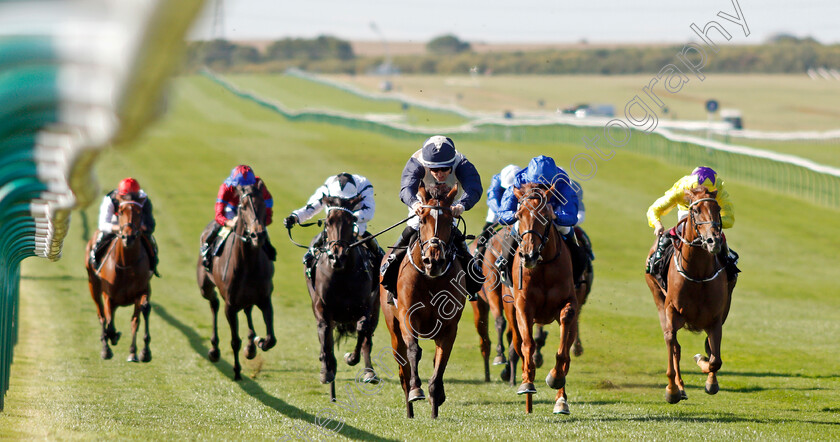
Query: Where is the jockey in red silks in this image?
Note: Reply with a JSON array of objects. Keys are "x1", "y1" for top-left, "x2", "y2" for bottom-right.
[
  {"x1": 91, "y1": 177, "x2": 159, "y2": 276},
  {"x1": 200, "y1": 165, "x2": 276, "y2": 270}
]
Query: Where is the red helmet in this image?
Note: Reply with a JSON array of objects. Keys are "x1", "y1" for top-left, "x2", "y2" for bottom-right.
[{"x1": 118, "y1": 177, "x2": 141, "y2": 195}]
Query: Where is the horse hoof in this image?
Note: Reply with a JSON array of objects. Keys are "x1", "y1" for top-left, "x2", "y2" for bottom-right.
[
  {"x1": 101, "y1": 348, "x2": 113, "y2": 360},
  {"x1": 493, "y1": 355, "x2": 507, "y2": 366},
  {"x1": 545, "y1": 371, "x2": 565, "y2": 390},
  {"x1": 127, "y1": 354, "x2": 139, "y2": 363},
  {"x1": 111, "y1": 332, "x2": 122, "y2": 346},
  {"x1": 408, "y1": 388, "x2": 425, "y2": 402},
  {"x1": 553, "y1": 397, "x2": 570, "y2": 415},
  {"x1": 693, "y1": 353, "x2": 706, "y2": 365},
  {"x1": 140, "y1": 349, "x2": 152, "y2": 363},
  {"x1": 665, "y1": 389, "x2": 682, "y2": 404},
  {"x1": 517, "y1": 382, "x2": 536, "y2": 395},
  {"x1": 320, "y1": 370, "x2": 336, "y2": 385},
  {"x1": 705, "y1": 382, "x2": 719, "y2": 395},
  {"x1": 500, "y1": 366, "x2": 510, "y2": 382},
  {"x1": 234, "y1": 372, "x2": 242, "y2": 381},
  {"x1": 344, "y1": 352, "x2": 360, "y2": 366},
  {"x1": 244, "y1": 345, "x2": 256, "y2": 360},
  {"x1": 681, "y1": 390, "x2": 688, "y2": 401},
  {"x1": 534, "y1": 353, "x2": 544, "y2": 368},
  {"x1": 572, "y1": 343, "x2": 583, "y2": 357},
  {"x1": 208, "y1": 348, "x2": 220, "y2": 363},
  {"x1": 362, "y1": 371, "x2": 380, "y2": 384},
  {"x1": 259, "y1": 336, "x2": 276, "y2": 351}
]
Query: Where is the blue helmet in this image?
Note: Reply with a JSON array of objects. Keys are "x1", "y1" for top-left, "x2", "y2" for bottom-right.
[{"x1": 421, "y1": 135, "x2": 456, "y2": 168}]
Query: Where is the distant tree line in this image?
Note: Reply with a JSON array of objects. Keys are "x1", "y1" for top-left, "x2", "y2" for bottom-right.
[{"x1": 184, "y1": 35, "x2": 840, "y2": 75}]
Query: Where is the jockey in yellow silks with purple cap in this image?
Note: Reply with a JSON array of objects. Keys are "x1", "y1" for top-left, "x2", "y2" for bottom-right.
[{"x1": 645, "y1": 166, "x2": 739, "y2": 279}]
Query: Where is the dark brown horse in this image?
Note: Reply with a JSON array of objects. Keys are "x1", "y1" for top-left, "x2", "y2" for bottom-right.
[
  {"x1": 306, "y1": 195, "x2": 380, "y2": 401},
  {"x1": 646, "y1": 186, "x2": 735, "y2": 403},
  {"x1": 503, "y1": 183, "x2": 578, "y2": 414},
  {"x1": 380, "y1": 183, "x2": 466, "y2": 418},
  {"x1": 84, "y1": 192, "x2": 153, "y2": 362},
  {"x1": 197, "y1": 183, "x2": 276, "y2": 381}
]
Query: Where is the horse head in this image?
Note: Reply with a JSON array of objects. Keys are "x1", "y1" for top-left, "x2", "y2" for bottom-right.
[
  {"x1": 684, "y1": 186, "x2": 723, "y2": 255},
  {"x1": 416, "y1": 182, "x2": 459, "y2": 277},
  {"x1": 116, "y1": 193, "x2": 145, "y2": 248},
  {"x1": 322, "y1": 194, "x2": 363, "y2": 270},
  {"x1": 514, "y1": 183, "x2": 557, "y2": 269},
  {"x1": 235, "y1": 184, "x2": 267, "y2": 249}
]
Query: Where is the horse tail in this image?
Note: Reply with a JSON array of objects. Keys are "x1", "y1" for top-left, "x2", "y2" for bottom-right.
[{"x1": 334, "y1": 323, "x2": 356, "y2": 348}]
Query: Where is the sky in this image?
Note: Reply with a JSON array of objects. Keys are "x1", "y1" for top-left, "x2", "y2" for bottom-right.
[{"x1": 190, "y1": 0, "x2": 840, "y2": 45}]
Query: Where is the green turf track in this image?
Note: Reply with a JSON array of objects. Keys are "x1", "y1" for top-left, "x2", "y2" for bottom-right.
[{"x1": 2, "y1": 76, "x2": 839, "y2": 440}]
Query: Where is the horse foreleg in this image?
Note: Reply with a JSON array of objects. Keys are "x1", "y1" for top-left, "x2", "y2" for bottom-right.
[
  {"x1": 550, "y1": 302, "x2": 577, "y2": 415},
  {"x1": 472, "y1": 299, "x2": 491, "y2": 382},
  {"x1": 494, "y1": 314, "x2": 507, "y2": 366},
  {"x1": 317, "y1": 320, "x2": 337, "y2": 386},
  {"x1": 344, "y1": 317, "x2": 366, "y2": 367},
  {"x1": 429, "y1": 330, "x2": 457, "y2": 419},
  {"x1": 358, "y1": 326, "x2": 379, "y2": 384},
  {"x1": 207, "y1": 291, "x2": 221, "y2": 363},
  {"x1": 697, "y1": 320, "x2": 723, "y2": 395},
  {"x1": 127, "y1": 300, "x2": 141, "y2": 362},
  {"x1": 514, "y1": 307, "x2": 536, "y2": 413},
  {"x1": 139, "y1": 297, "x2": 152, "y2": 363},
  {"x1": 663, "y1": 307, "x2": 686, "y2": 403},
  {"x1": 256, "y1": 297, "x2": 276, "y2": 351},
  {"x1": 225, "y1": 305, "x2": 243, "y2": 381},
  {"x1": 533, "y1": 325, "x2": 548, "y2": 368},
  {"x1": 504, "y1": 307, "x2": 521, "y2": 386},
  {"x1": 103, "y1": 296, "x2": 120, "y2": 346},
  {"x1": 401, "y1": 330, "x2": 425, "y2": 405},
  {"x1": 243, "y1": 306, "x2": 257, "y2": 360}
]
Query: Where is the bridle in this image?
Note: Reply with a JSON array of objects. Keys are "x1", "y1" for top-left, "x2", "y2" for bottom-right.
[
  {"x1": 515, "y1": 193, "x2": 559, "y2": 262},
  {"x1": 231, "y1": 188, "x2": 266, "y2": 244},
  {"x1": 321, "y1": 205, "x2": 359, "y2": 259},
  {"x1": 672, "y1": 197, "x2": 725, "y2": 283},
  {"x1": 407, "y1": 204, "x2": 457, "y2": 276},
  {"x1": 118, "y1": 200, "x2": 144, "y2": 242}
]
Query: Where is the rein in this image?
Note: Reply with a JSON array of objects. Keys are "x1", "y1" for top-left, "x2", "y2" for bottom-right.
[{"x1": 671, "y1": 197, "x2": 725, "y2": 283}]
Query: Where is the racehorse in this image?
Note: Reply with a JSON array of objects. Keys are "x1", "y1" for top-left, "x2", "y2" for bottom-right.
[
  {"x1": 84, "y1": 191, "x2": 153, "y2": 362},
  {"x1": 197, "y1": 183, "x2": 276, "y2": 381},
  {"x1": 503, "y1": 183, "x2": 579, "y2": 414},
  {"x1": 645, "y1": 185, "x2": 735, "y2": 403},
  {"x1": 380, "y1": 183, "x2": 466, "y2": 418},
  {"x1": 571, "y1": 226, "x2": 594, "y2": 357},
  {"x1": 305, "y1": 194, "x2": 380, "y2": 401}
]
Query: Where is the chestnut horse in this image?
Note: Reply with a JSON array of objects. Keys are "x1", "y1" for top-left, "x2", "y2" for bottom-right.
[
  {"x1": 503, "y1": 183, "x2": 578, "y2": 415},
  {"x1": 197, "y1": 183, "x2": 276, "y2": 381},
  {"x1": 645, "y1": 186, "x2": 735, "y2": 403},
  {"x1": 380, "y1": 183, "x2": 467, "y2": 418},
  {"x1": 84, "y1": 192, "x2": 153, "y2": 362},
  {"x1": 306, "y1": 195, "x2": 380, "y2": 402}
]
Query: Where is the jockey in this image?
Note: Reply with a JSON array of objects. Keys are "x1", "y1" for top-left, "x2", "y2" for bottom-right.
[
  {"x1": 91, "y1": 177, "x2": 159, "y2": 276},
  {"x1": 646, "y1": 166, "x2": 739, "y2": 280},
  {"x1": 380, "y1": 135, "x2": 485, "y2": 304},
  {"x1": 200, "y1": 165, "x2": 276, "y2": 270},
  {"x1": 284, "y1": 172, "x2": 384, "y2": 280},
  {"x1": 495, "y1": 155, "x2": 588, "y2": 285},
  {"x1": 474, "y1": 164, "x2": 521, "y2": 261}
]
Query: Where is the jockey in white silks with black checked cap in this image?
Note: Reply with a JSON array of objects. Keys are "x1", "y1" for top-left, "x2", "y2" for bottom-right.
[
  {"x1": 380, "y1": 135, "x2": 485, "y2": 305},
  {"x1": 284, "y1": 173, "x2": 384, "y2": 280}
]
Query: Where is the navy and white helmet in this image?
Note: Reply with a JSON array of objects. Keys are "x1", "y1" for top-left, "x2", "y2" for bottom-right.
[
  {"x1": 421, "y1": 135, "x2": 456, "y2": 168},
  {"x1": 500, "y1": 164, "x2": 522, "y2": 188},
  {"x1": 326, "y1": 173, "x2": 359, "y2": 199}
]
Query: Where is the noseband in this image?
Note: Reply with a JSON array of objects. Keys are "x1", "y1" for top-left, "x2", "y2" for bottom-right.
[
  {"x1": 408, "y1": 204, "x2": 456, "y2": 276},
  {"x1": 118, "y1": 200, "x2": 143, "y2": 240},
  {"x1": 675, "y1": 197, "x2": 722, "y2": 248}
]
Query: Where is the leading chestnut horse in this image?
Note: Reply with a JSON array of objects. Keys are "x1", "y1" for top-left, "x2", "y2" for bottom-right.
[
  {"x1": 380, "y1": 183, "x2": 467, "y2": 419},
  {"x1": 197, "y1": 183, "x2": 276, "y2": 381},
  {"x1": 305, "y1": 194, "x2": 380, "y2": 402},
  {"x1": 503, "y1": 183, "x2": 578, "y2": 415},
  {"x1": 645, "y1": 185, "x2": 735, "y2": 403},
  {"x1": 84, "y1": 192, "x2": 153, "y2": 362}
]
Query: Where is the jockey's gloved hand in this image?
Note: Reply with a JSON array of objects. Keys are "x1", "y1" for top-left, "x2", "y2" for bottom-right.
[
  {"x1": 451, "y1": 204, "x2": 465, "y2": 217},
  {"x1": 284, "y1": 214, "x2": 297, "y2": 229}
]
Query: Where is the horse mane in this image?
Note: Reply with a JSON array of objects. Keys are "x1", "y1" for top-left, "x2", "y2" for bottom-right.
[
  {"x1": 117, "y1": 192, "x2": 146, "y2": 204},
  {"x1": 428, "y1": 183, "x2": 451, "y2": 201}
]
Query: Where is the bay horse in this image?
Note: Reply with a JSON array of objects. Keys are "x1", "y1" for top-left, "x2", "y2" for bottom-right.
[
  {"x1": 197, "y1": 183, "x2": 276, "y2": 381},
  {"x1": 503, "y1": 183, "x2": 578, "y2": 414},
  {"x1": 645, "y1": 185, "x2": 735, "y2": 403},
  {"x1": 380, "y1": 183, "x2": 466, "y2": 418},
  {"x1": 84, "y1": 192, "x2": 153, "y2": 362},
  {"x1": 306, "y1": 194, "x2": 380, "y2": 401}
]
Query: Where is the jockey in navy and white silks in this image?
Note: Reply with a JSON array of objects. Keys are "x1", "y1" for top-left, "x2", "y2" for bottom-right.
[
  {"x1": 495, "y1": 155, "x2": 588, "y2": 284},
  {"x1": 380, "y1": 135, "x2": 485, "y2": 303},
  {"x1": 284, "y1": 173, "x2": 384, "y2": 277},
  {"x1": 474, "y1": 164, "x2": 521, "y2": 260}
]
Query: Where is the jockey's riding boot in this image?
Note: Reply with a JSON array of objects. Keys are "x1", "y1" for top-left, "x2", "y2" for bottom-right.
[
  {"x1": 360, "y1": 231, "x2": 385, "y2": 280},
  {"x1": 575, "y1": 226, "x2": 596, "y2": 261},
  {"x1": 474, "y1": 221, "x2": 495, "y2": 261},
  {"x1": 263, "y1": 236, "x2": 277, "y2": 262},
  {"x1": 381, "y1": 226, "x2": 415, "y2": 305},
  {"x1": 201, "y1": 224, "x2": 221, "y2": 270},
  {"x1": 647, "y1": 233, "x2": 671, "y2": 274},
  {"x1": 92, "y1": 232, "x2": 116, "y2": 270},
  {"x1": 143, "y1": 233, "x2": 160, "y2": 277},
  {"x1": 494, "y1": 235, "x2": 518, "y2": 286},
  {"x1": 718, "y1": 243, "x2": 741, "y2": 280},
  {"x1": 453, "y1": 230, "x2": 486, "y2": 301},
  {"x1": 562, "y1": 232, "x2": 587, "y2": 287},
  {"x1": 303, "y1": 231, "x2": 324, "y2": 281}
]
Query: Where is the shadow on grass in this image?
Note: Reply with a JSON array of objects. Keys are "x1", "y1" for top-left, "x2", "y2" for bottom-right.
[
  {"x1": 154, "y1": 304, "x2": 397, "y2": 442},
  {"x1": 21, "y1": 274, "x2": 87, "y2": 281},
  {"x1": 728, "y1": 370, "x2": 840, "y2": 380},
  {"x1": 590, "y1": 414, "x2": 840, "y2": 427}
]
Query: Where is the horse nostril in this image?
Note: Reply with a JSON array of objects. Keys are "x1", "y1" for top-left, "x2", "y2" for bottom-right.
[{"x1": 422, "y1": 257, "x2": 431, "y2": 265}]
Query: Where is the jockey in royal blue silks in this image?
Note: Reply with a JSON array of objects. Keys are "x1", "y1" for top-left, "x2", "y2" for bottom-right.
[
  {"x1": 473, "y1": 164, "x2": 522, "y2": 261},
  {"x1": 495, "y1": 155, "x2": 589, "y2": 286},
  {"x1": 379, "y1": 135, "x2": 485, "y2": 304}
]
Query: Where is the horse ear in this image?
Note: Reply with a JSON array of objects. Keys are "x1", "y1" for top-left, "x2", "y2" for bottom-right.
[
  {"x1": 418, "y1": 182, "x2": 428, "y2": 203},
  {"x1": 513, "y1": 186, "x2": 523, "y2": 200},
  {"x1": 683, "y1": 188, "x2": 694, "y2": 204},
  {"x1": 709, "y1": 190, "x2": 718, "y2": 200},
  {"x1": 445, "y1": 184, "x2": 458, "y2": 203},
  {"x1": 349, "y1": 194, "x2": 363, "y2": 207}
]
